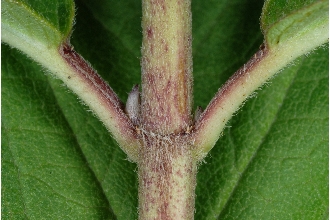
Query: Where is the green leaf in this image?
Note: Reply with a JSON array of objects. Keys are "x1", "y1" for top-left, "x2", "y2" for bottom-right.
[
  {"x1": 2, "y1": 0, "x2": 328, "y2": 220},
  {"x1": 261, "y1": 0, "x2": 319, "y2": 29},
  {"x1": 2, "y1": 0, "x2": 74, "y2": 47},
  {"x1": 261, "y1": 0, "x2": 328, "y2": 48},
  {"x1": 195, "y1": 47, "x2": 328, "y2": 219},
  {"x1": 2, "y1": 45, "x2": 116, "y2": 219}
]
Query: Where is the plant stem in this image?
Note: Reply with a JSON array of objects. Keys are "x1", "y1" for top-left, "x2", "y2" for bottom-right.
[
  {"x1": 138, "y1": 133, "x2": 196, "y2": 220},
  {"x1": 141, "y1": 0, "x2": 193, "y2": 134},
  {"x1": 138, "y1": 0, "x2": 195, "y2": 219}
]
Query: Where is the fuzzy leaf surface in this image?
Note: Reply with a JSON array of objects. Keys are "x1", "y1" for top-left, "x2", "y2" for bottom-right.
[
  {"x1": 261, "y1": 0, "x2": 328, "y2": 48},
  {"x1": 2, "y1": 0, "x2": 74, "y2": 48}
]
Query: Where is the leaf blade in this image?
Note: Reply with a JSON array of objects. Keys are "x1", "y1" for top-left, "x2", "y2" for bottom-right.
[
  {"x1": 1, "y1": 0, "x2": 74, "y2": 47},
  {"x1": 261, "y1": 0, "x2": 328, "y2": 48},
  {"x1": 1, "y1": 45, "x2": 116, "y2": 219},
  {"x1": 195, "y1": 47, "x2": 328, "y2": 219}
]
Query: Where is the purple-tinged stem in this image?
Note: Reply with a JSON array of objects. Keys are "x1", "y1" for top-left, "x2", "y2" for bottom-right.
[
  {"x1": 192, "y1": 46, "x2": 269, "y2": 159},
  {"x1": 140, "y1": 0, "x2": 193, "y2": 135},
  {"x1": 59, "y1": 43, "x2": 140, "y2": 161},
  {"x1": 138, "y1": 132, "x2": 196, "y2": 220},
  {"x1": 192, "y1": 0, "x2": 328, "y2": 160},
  {"x1": 138, "y1": 0, "x2": 196, "y2": 219}
]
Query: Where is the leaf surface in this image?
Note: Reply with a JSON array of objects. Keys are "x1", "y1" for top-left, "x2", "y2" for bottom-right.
[
  {"x1": 261, "y1": 0, "x2": 328, "y2": 48},
  {"x1": 2, "y1": 0, "x2": 74, "y2": 49},
  {"x1": 2, "y1": 46, "x2": 116, "y2": 219},
  {"x1": 2, "y1": 0, "x2": 328, "y2": 219},
  {"x1": 195, "y1": 48, "x2": 328, "y2": 219}
]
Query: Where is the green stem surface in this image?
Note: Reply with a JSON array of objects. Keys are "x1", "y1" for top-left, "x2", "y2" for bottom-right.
[
  {"x1": 138, "y1": 132, "x2": 196, "y2": 220},
  {"x1": 140, "y1": 0, "x2": 193, "y2": 135},
  {"x1": 138, "y1": 0, "x2": 195, "y2": 219}
]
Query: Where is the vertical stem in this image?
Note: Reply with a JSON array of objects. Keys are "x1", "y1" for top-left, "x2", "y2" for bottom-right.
[
  {"x1": 141, "y1": 0, "x2": 193, "y2": 134},
  {"x1": 138, "y1": 134, "x2": 196, "y2": 220},
  {"x1": 139, "y1": 1, "x2": 195, "y2": 219}
]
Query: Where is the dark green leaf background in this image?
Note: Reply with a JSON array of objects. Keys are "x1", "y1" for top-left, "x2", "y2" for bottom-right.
[{"x1": 2, "y1": 0, "x2": 328, "y2": 219}]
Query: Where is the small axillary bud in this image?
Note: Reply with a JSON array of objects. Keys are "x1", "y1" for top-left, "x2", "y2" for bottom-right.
[
  {"x1": 194, "y1": 106, "x2": 203, "y2": 123},
  {"x1": 125, "y1": 84, "x2": 141, "y2": 126}
]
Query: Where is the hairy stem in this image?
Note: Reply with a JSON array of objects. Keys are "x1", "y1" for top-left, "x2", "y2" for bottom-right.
[
  {"x1": 192, "y1": 0, "x2": 329, "y2": 159},
  {"x1": 2, "y1": 0, "x2": 141, "y2": 162},
  {"x1": 138, "y1": 0, "x2": 195, "y2": 219},
  {"x1": 59, "y1": 44, "x2": 140, "y2": 161},
  {"x1": 141, "y1": 0, "x2": 193, "y2": 134},
  {"x1": 138, "y1": 132, "x2": 196, "y2": 220}
]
